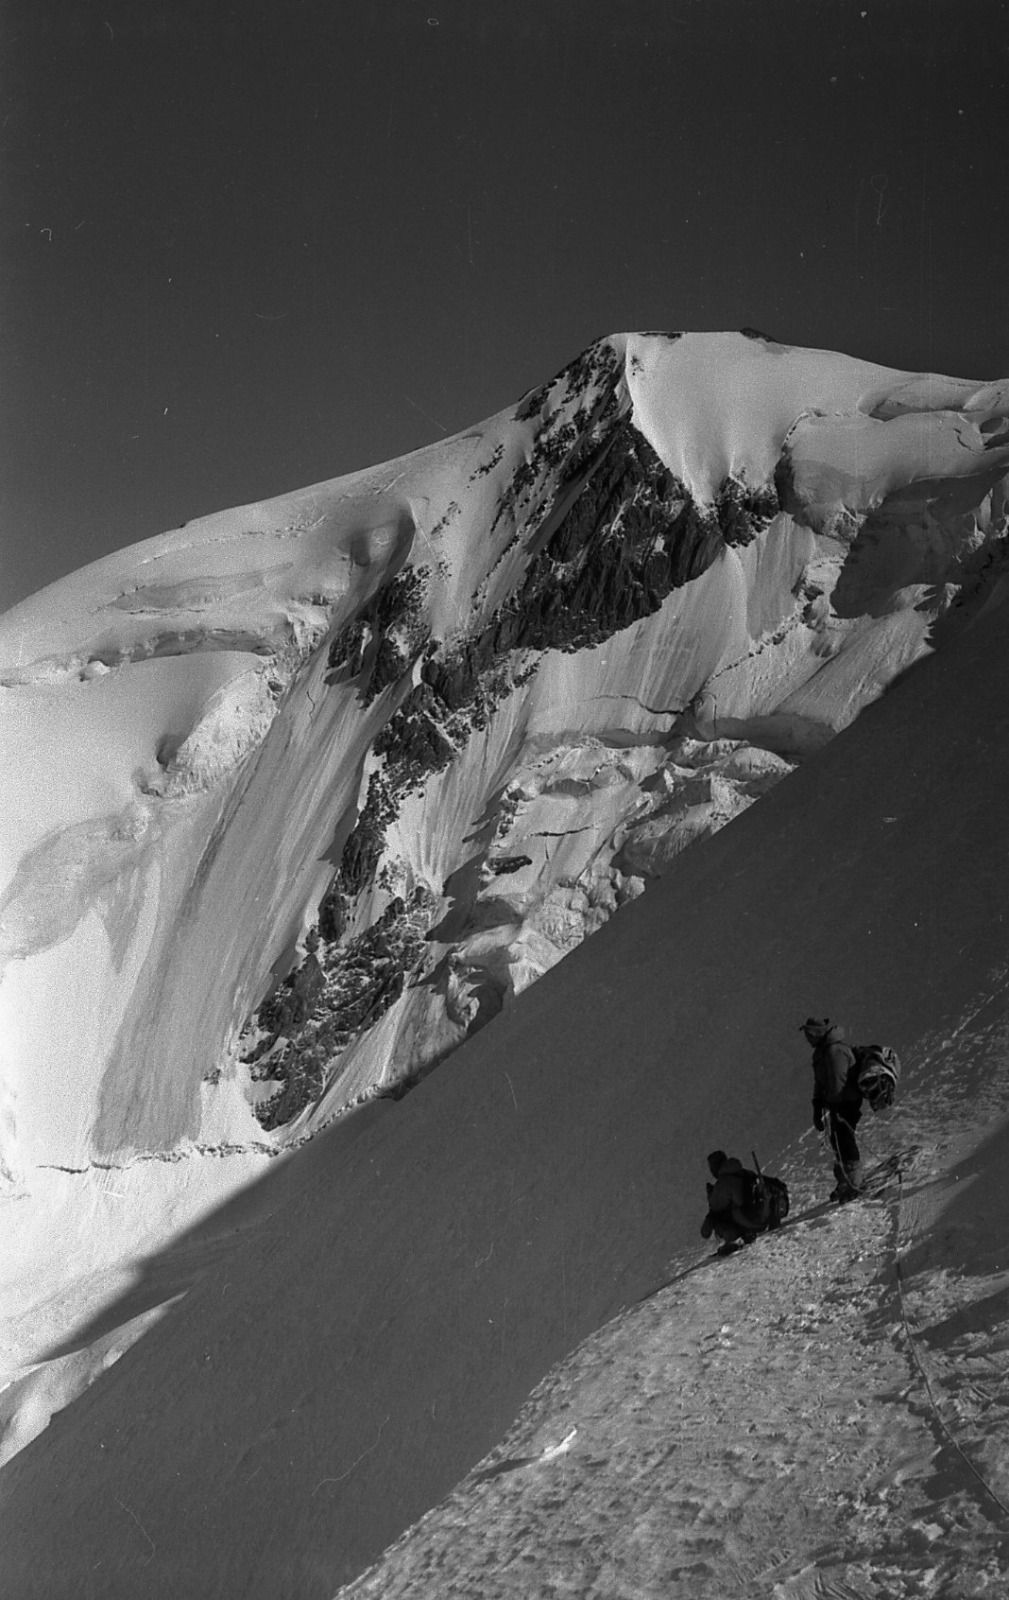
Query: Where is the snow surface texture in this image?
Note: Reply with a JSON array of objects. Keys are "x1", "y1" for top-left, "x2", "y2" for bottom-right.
[
  {"x1": 339, "y1": 1051, "x2": 1009, "y2": 1600},
  {"x1": 2, "y1": 331, "x2": 1009, "y2": 1592}
]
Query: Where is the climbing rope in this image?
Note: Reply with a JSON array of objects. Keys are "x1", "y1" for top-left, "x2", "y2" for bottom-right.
[{"x1": 890, "y1": 1166, "x2": 1009, "y2": 1526}]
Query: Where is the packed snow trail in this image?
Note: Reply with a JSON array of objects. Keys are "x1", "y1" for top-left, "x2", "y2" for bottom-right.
[
  {"x1": 345, "y1": 1205, "x2": 930, "y2": 1599},
  {"x1": 338, "y1": 1060, "x2": 1009, "y2": 1600}
]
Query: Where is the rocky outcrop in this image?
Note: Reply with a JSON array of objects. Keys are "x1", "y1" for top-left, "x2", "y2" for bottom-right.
[
  {"x1": 243, "y1": 888, "x2": 437, "y2": 1126},
  {"x1": 243, "y1": 358, "x2": 793, "y2": 1127}
]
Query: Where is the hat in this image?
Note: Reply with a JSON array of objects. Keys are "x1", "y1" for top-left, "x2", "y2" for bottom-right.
[{"x1": 800, "y1": 1017, "x2": 830, "y2": 1039}]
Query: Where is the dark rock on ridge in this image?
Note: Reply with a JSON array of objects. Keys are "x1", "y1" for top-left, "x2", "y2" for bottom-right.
[
  {"x1": 248, "y1": 341, "x2": 786, "y2": 1126},
  {"x1": 246, "y1": 886, "x2": 437, "y2": 1128}
]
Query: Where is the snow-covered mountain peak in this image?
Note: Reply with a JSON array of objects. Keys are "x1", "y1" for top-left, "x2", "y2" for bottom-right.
[
  {"x1": 6, "y1": 329, "x2": 1005, "y2": 684},
  {"x1": 2, "y1": 328, "x2": 1009, "y2": 1473},
  {"x1": 3, "y1": 328, "x2": 1009, "y2": 1591}
]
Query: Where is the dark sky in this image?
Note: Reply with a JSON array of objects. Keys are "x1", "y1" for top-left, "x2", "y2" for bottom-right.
[{"x1": 3, "y1": 0, "x2": 1007, "y2": 612}]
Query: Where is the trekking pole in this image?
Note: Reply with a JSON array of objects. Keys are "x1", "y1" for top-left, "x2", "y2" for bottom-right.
[{"x1": 751, "y1": 1150, "x2": 768, "y2": 1206}]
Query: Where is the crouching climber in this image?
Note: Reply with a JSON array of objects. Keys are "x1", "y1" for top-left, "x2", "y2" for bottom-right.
[{"x1": 700, "y1": 1150, "x2": 771, "y2": 1256}]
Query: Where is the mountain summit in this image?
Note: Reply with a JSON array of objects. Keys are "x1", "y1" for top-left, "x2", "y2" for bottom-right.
[{"x1": 2, "y1": 331, "x2": 1009, "y2": 1593}]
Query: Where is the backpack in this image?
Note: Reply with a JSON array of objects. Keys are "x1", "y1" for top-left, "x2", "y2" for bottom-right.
[
  {"x1": 852, "y1": 1044, "x2": 900, "y2": 1111},
  {"x1": 763, "y1": 1174, "x2": 790, "y2": 1229},
  {"x1": 745, "y1": 1168, "x2": 790, "y2": 1229}
]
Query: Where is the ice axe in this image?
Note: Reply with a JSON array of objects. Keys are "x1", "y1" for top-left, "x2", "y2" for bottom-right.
[{"x1": 751, "y1": 1149, "x2": 769, "y2": 1207}]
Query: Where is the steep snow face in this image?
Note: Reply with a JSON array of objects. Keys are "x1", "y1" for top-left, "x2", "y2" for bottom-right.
[
  {"x1": 1, "y1": 332, "x2": 1008, "y2": 1351},
  {"x1": 4, "y1": 551, "x2": 1009, "y2": 1598}
]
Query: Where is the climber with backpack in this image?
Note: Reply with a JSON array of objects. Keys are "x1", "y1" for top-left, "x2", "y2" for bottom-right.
[
  {"x1": 801, "y1": 1016, "x2": 900, "y2": 1202},
  {"x1": 700, "y1": 1150, "x2": 789, "y2": 1256}
]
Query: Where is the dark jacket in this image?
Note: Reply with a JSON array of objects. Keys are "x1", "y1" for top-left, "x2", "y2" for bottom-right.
[
  {"x1": 700, "y1": 1156, "x2": 768, "y2": 1237},
  {"x1": 811, "y1": 1024, "x2": 859, "y2": 1113}
]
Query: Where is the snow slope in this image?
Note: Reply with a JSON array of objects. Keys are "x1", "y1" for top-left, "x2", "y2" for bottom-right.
[
  {"x1": 1, "y1": 328, "x2": 1009, "y2": 1587},
  {"x1": 340, "y1": 1062, "x2": 1009, "y2": 1599},
  {"x1": 1, "y1": 487, "x2": 1009, "y2": 1593}
]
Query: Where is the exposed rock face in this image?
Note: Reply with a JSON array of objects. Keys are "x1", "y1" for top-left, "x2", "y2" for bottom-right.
[
  {"x1": 3, "y1": 330, "x2": 1009, "y2": 1165},
  {"x1": 245, "y1": 888, "x2": 436, "y2": 1127},
  {"x1": 237, "y1": 352, "x2": 793, "y2": 1126}
]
